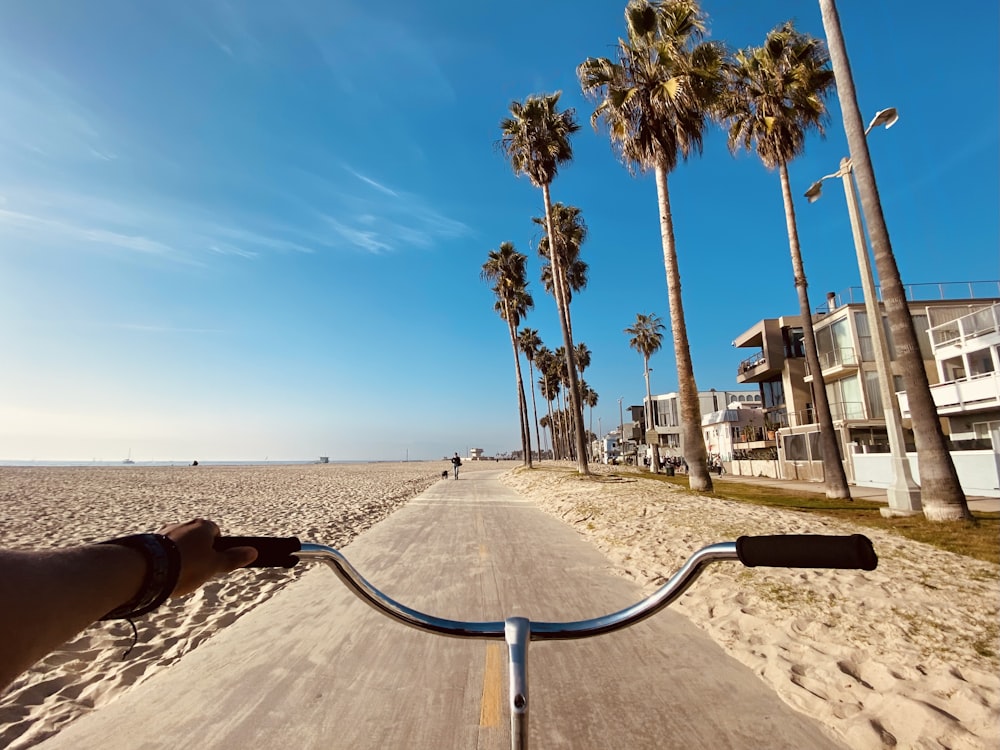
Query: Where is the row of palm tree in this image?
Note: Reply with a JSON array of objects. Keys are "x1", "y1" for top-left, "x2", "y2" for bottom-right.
[
  {"x1": 480, "y1": 244, "x2": 534, "y2": 467},
  {"x1": 487, "y1": 0, "x2": 968, "y2": 519},
  {"x1": 498, "y1": 94, "x2": 592, "y2": 476},
  {"x1": 580, "y1": 0, "x2": 969, "y2": 517},
  {"x1": 480, "y1": 234, "x2": 597, "y2": 468}
]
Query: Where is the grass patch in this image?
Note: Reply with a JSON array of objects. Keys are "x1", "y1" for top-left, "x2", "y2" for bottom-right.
[{"x1": 643, "y1": 473, "x2": 999, "y2": 566}]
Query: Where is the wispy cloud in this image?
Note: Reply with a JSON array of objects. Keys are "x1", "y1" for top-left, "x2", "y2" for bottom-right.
[
  {"x1": 0, "y1": 66, "x2": 116, "y2": 164},
  {"x1": 0, "y1": 207, "x2": 177, "y2": 257},
  {"x1": 113, "y1": 323, "x2": 227, "y2": 335},
  {"x1": 344, "y1": 166, "x2": 399, "y2": 197},
  {"x1": 322, "y1": 216, "x2": 393, "y2": 254}
]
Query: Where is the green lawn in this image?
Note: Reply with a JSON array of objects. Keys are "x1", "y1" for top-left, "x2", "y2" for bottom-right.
[{"x1": 643, "y1": 473, "x2": 1000, "y2": 566}]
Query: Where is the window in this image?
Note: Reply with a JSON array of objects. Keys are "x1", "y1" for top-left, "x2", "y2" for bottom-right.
[
  {"x1": 863, "y1": 371, "x2": 884, "y2": 419},
  {"x1": 762, "y1": 379, "x2": 784, "y2": 409},
  {"x1": 784, "y1": 433, "x2": 807, "y2": 460},
  {"x1": 855, "y1": 312, "x2": 874, "y2": 362},
  {"x1": 825, "y1": 374, "x2": 864, "y2": 420},
  {"x1": 941, "y1": 356, "x2": 966, "y2": 382},
  {"x1": 910, "y1": 314, "x2": 933, "y2": 359},
  {"x1": 969, "y1": 351, "x2": 996, "y2": 377},
  {"x1": 783, "y1": 327, "x2": 805, "y2": 358},
  {"x1": 808, "y1": 432, "x2": 823, "y2": 461}
]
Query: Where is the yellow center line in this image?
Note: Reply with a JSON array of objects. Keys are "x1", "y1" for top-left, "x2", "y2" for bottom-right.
[{"x1": 479, "y1": 643, "x2": 503, "y2": 727}]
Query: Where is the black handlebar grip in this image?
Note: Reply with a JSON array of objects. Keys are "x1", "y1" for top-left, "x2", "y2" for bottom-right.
[
  {"x1": 215, "y1": 536, "x2": 302, "y2": 568},
  {"x1": 736, "y1": 534, "x2": 877, "y2": 570}
]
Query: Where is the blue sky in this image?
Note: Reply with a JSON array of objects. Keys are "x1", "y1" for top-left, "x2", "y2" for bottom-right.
[{"x1": 1, "y1": 0, "x2": 997, "y2": 462}]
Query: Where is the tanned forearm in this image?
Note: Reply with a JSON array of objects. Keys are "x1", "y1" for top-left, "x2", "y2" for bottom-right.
[{"x1": 0, "y1": 544, "x2": 147, "y2": 689}]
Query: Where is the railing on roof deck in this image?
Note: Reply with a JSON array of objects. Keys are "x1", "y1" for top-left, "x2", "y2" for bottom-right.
[{"x1": 814, "y1": 280, "x2": 1000, "y2": 314}]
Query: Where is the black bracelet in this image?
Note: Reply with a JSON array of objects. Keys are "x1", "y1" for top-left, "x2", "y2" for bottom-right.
[{"x1": 99, "y1": 533, "x2": 182, "y2": 620}]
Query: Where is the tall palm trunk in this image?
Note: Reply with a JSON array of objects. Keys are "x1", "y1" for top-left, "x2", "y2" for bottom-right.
[
  {"x1": 818, "y1": 0, "x2": 969, "y2": 520},
  {"x1": 505, "y1": 311, "x2": 532, "y2": 468},
  {"x1": 779, "y1": 163, "x2": 851, "y2": 499},
  {"x1": 544, "y1": 395, "x2": 555, "y2": 459},
  {"x1": 526, "y1": 359, "x2": 542, "y2": 462},
  {"x1": 654, "y1": 162, "x2": 712, "y2": 491},
  {"x1": 542, "y1": 183, "x2": 590, "y2": 474}
]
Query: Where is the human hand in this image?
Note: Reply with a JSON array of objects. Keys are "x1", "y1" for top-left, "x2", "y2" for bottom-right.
[{"x1": 158, "y1": 519, "x2": 258, "y2": 597}]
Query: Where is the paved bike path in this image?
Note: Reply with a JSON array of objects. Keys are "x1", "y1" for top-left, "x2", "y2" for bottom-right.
[{"x1": 39, "y1": 470, "x2": 848, "y2": 749}]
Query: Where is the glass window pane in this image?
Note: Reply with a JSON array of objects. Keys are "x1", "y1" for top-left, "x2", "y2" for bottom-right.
[{"x1": 784, "y1": 433, "x2": 807, "y2": 460}]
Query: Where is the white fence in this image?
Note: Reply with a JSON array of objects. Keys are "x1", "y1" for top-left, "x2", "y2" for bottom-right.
[{"x1": 852, "y1": 450, "x2": 1000, "y2": 498}]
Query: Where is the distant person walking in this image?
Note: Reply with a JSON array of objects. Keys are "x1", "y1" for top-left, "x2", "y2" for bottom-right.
[{"x1": 451, "y1": 452, "x2": 462, "y2": 479}]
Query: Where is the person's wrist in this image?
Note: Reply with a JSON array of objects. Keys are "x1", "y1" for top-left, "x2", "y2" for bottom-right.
[{"x1": 98, "y1": 534, "x2": 181, "y2": 619}]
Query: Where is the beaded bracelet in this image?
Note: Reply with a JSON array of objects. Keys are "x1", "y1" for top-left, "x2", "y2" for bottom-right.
[{"x1": 99, "y1": 533, "x2": 182, "y2": 620}]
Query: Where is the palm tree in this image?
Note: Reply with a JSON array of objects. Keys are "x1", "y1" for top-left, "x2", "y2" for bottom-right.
[
  {"x1": 499, "y1": 93, "x2": 590, "y2": 475},
  {"x1": 536, "y1": 347, "x2": 559, "y2": 458},
  {"x1": 518, "y1": 327, "x2": 544, "y2": 462},
  {"x1": 574, "y1": 342, "x2": 591, "y2": 377},
  {"x1": 816, "y1": 0, "x2": 970, "y2": 521},
  {"x1": 481, "y1": 243, "x2": 533, "y2": 467},
  {"x1": 533, "y1": 202, "x2": 590, "y2": 340},
  {"x1": 718, "y1": 21, "x2": 851, "y2": 500},
  {"x1": 579, "y1": 0, "x2": 725, "y2": 491},
  {"x1": 581, "y1": 381, "x2": 599, "y2": 461},
  {"x1": 553, "y1": 346, "x2": 574, "y2": 460},
  {"x1": 625, "y1": 313, "x2": 665, "y2": 473}
]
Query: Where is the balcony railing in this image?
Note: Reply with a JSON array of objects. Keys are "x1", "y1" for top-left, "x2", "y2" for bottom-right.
[
  {"x1": 737, "y1": 350, "x2": 766, "y2": 375},
  {"x1": 804, "y1": 347, "x2": 858, "y2": 376},
  {"x1": 816, "y1": 280, "x2": 1000, "y2": 313},
  {"x1": 787, "y1": 402, "x2": 865, "y2": 426},
  {"x1": 897, "y1": 371, "x2": 1000, "y2": 417},
  {"x1": 929, "y1": 303, "x2": 1000, "y2": 349}
]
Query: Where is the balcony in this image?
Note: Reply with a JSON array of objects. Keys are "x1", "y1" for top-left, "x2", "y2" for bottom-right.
[
  {"x1": 897, "y1": 371, "x2": 1000, "y2": 418},
  {"x1": 803, "y1": 347, "x2": 859, "y2": 382},
  {"x1": 929, "y1": 303, "x2": 1000, "y2": 350},
  {"x1": 787, "y1": 402, "x2": 866, "y2": 426},
  {"x1": 737, "y1": 350, "x2": 765, "y2": 374}
]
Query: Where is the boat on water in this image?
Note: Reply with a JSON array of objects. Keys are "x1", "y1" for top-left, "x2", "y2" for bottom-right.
[{"x1": 123, "y1": 449, "x2": 134, "y2": 465}]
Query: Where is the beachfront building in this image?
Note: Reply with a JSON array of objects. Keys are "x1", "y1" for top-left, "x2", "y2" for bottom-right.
[
  {"x1": 596, "y1": 431, "x2": 622, "y2": 464},
  {"x1": 469, "y1": 447, "x2": 485, "y2": 461},
  {"x1": 701, "y1": 402, "x2": 768, "y2": 465},
  {"x1": 896, "y1": 302, "x2": 1000, "y2": 494},
  {"x1": 640, "y1": 389, "x2": 762, "y2": 465},
  {"x1": 733, "y1": 282, "x2": 1000, "y2": 494}
]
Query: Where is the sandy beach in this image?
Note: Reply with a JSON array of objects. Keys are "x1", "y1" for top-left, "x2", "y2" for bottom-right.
[
  {"x1": 502, "y1": 465, "x2": 1000, "y2": 750},
  {"x1": 2, "y1": 460, "x2": 997, "y2": 749},
  {"x1": 0, "y1": 460, "x2": 498, "y2": 749}
]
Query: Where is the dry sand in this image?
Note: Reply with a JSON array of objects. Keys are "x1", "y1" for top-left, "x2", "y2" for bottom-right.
[
  {"x1": 0, "y1": 460, "x2": 497, "y2": 749},
  {"x1": 501, "y1": 464, "x2": 1000, "y2": 750}
]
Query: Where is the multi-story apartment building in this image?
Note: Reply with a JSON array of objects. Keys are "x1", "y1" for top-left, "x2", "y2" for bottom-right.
[
  {"x1": 732, "y1": 283, "x2": 1000, "y2": 490},
  {"x1": 899, "y1": 302, "x2": 1000, "y2": 444},
  {"x1": 641, "y1": 389, "x2": 762, "y2": 461}
]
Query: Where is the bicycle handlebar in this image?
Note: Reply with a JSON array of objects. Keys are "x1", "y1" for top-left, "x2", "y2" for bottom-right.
[
  {"x1": 736, "y1": 534, "x2": 877, "y2": 570},
  {"x1": 215, "y1": 534, "x2": 877, "y2": 572},
  {"x1": 217, "y1": 536, "x2": 302, "y2": 567},
  {"x1": 214, "y1": 533, "x2": 876, "y2": 750}
]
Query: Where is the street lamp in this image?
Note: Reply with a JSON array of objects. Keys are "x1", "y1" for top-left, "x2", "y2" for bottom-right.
[
  {"x1": 805, "y1": 108, "x2": 921, "y2": 517},
  {"x1": 618, "y1": 396, "x2": 625, "y2": 463}
]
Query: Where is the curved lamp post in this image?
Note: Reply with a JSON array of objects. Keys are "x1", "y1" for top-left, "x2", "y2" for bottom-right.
[{"x1": 805, "y1": 108, "x2": 921, "y2": 517}]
